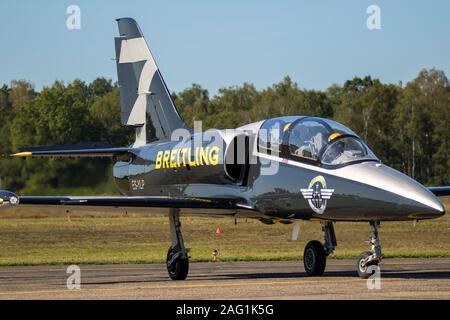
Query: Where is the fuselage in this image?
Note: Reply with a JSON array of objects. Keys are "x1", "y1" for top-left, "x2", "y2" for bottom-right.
[{"x1": 113, "y1": 116, "x2": 445, "y2": 222}]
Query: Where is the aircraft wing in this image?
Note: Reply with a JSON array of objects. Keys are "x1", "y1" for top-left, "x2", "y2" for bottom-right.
[
  {"x1": 0, "y1": 191, "x2": 259, "y2": 218},
  {"x1": 11, "y1": 142, "x2": 133, "y2": 158},
  {"x1": 428, "y1": 187, "x2": 450, "y2": 197}
]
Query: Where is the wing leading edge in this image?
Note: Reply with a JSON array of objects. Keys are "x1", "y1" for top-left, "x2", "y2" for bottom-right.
[
  {"x1": 18, "y1": 195, "x2": 251, "y2": 209},
  {"x1": 0, "y1": 192, "x2": 259, "y2": 218},
  {"x1": 428, "y1": 187, "x2": 450, "y2": 197}
]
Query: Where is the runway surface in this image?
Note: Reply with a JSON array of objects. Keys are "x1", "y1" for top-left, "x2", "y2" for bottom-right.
[{"x1": 0, "y1": 258, "x2": 449, "y2": 299}]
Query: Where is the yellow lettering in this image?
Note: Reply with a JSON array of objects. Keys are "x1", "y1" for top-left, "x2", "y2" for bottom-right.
[
  {"x1": 181, "y1": 148, "x2": 188, "y2": 166},
  {"x1": 155, "y1": 151, "x2": 163, "y2": 169},
  {"x1": 200, "y1": 147, "x2": 209, "y2": 165},
  {"x1": 188, "y1": 147, "x2": 196, "y2": 167},
  {"x1": 195, "y1": 147, "x2": 200, "y2": 166},
  {"x1": 155, "y1": 146, "x2": 221, "y2": 169},
  {"x1": 170, "y1": 149, "x2": 177, "y2": 168},
  {"x1": 176, "y1": 148, "x2": 181, "y2": 167},
  {"x1": 163, "y1": 150, "x2": 170, "y2": 168},
  {"x1": 210, "y1": 146, "x2": 219, "y2": 165}
]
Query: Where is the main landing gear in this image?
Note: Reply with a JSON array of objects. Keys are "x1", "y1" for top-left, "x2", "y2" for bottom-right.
[
  {"x1": 303, "y1": 221, "x2": 336, "y2": 276},
  {"x1": 303, "y1": 221, "x2": 383, "y2": 279},
  {"x1": 166, "y1": 208, "x2": 189, "y2": 280}
]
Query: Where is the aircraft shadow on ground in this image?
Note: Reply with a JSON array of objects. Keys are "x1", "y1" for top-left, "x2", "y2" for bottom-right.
[
  {"x1": 77, "y1": 267, "x2": 450, "y2": 286},
  {"x1": 185, "y1": 267, "x2": 450, "y2": 281}
]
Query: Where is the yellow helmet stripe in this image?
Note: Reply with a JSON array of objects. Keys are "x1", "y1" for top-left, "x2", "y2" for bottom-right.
[
  {"x1": 283, "y1": 123, "x2": 291, "y2": 132},
  {"x1": 328, "y1": 133, "x2": 342, "y2": 142}
]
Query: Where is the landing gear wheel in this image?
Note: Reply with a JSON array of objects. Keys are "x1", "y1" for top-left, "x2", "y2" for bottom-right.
[
  {"x1": 166, "y1": 247, "x2": 189, "y2": 280},
  {"x1": 303, "y1": 240, "x2": 326, "y2": 276},
  {"x1": 356, "y1": 251, "x2": 379, "y2": 279}
]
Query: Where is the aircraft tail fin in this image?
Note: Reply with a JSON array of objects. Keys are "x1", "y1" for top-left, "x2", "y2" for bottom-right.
[{"x1": 114, "y1": 18, "x2": 190, "y2": 144}]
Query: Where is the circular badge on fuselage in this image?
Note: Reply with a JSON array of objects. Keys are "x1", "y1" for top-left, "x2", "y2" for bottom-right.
[{"x1": 300, "y1": 176, "x2": 334, "y2": 214}]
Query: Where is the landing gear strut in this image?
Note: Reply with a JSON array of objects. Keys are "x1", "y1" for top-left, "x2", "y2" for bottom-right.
[
  {"x1": 166, "y1": 208, "x2": 189, "y2": 280},
  {"x1": 304, "y1": 221, "x2": 336, "y2": 276},
  {"x1": 356, "y1": 221, "x2": 383, "y2": 279}
]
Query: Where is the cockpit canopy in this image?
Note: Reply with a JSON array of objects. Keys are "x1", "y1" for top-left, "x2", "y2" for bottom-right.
[{"x1": 258, "y1": 116, "x2": 378, "y2": 167}]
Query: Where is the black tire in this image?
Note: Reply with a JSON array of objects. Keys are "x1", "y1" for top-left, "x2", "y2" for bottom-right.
[
  {"x1": 166, "y1": 247, "x2": 189, "y2": 280},
  {"x1": 356, "y1": 251, "x2": 379, "y2": 279},
  {"x1": 303, "y1": 240, "x2": 326, "y2": 276}
]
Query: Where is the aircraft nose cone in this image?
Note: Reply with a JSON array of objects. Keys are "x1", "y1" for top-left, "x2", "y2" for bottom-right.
[
  {"x1": 337, "y1": 162, "x2": 445, "y2": 220},
  {"x1": 406, "y1": 183, "x2": 445, "y2": 219},
  {"x1": 427, "y1": 195, "x2": 445, "y2": 218},
  {"x1": 371, "y1": 164, "x2": 445, "y2": 219},
  {"x1": 389, "y1": 165, "x2": 445, "y2": 219}
]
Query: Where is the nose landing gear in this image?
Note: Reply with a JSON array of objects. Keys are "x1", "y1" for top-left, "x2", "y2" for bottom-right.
[
  {"x1": 356, "y1": 221, "x2": 383, "y2": 279},
  {"x1": 166, "y1": 208, "x2": 189, "y2": 280}
]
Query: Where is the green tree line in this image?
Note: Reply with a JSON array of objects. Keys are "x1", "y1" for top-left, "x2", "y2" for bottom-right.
[{"x1": 0, "y1": 69, "x2": 449, "y2": 195}]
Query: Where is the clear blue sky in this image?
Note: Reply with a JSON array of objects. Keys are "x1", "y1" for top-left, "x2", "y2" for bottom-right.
[{"x1": 1, "y1": 0, "x2": 449, "y2": 94}]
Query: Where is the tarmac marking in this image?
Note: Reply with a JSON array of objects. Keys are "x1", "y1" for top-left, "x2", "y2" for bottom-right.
[{"x1": 0, "y1": 277, "x2": 403, "y2": 297}]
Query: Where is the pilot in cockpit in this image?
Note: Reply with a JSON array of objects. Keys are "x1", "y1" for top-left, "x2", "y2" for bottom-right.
[
  {"x1": 293, "y1": 130, "x2": 326, "y2": 160},
  {"x1": 288, "y1": 119, "x2": 376, "y2": 165}
]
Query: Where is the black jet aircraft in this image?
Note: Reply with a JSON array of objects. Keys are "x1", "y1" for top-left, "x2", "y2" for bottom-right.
[{"x1": 1, "y1": 18, "x2": 449, "y2": 280}]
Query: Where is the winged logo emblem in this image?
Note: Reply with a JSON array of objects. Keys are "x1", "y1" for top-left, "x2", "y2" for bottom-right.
[{"x1": 300, "y1": 175, "x2": 334, "y2": 214}]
